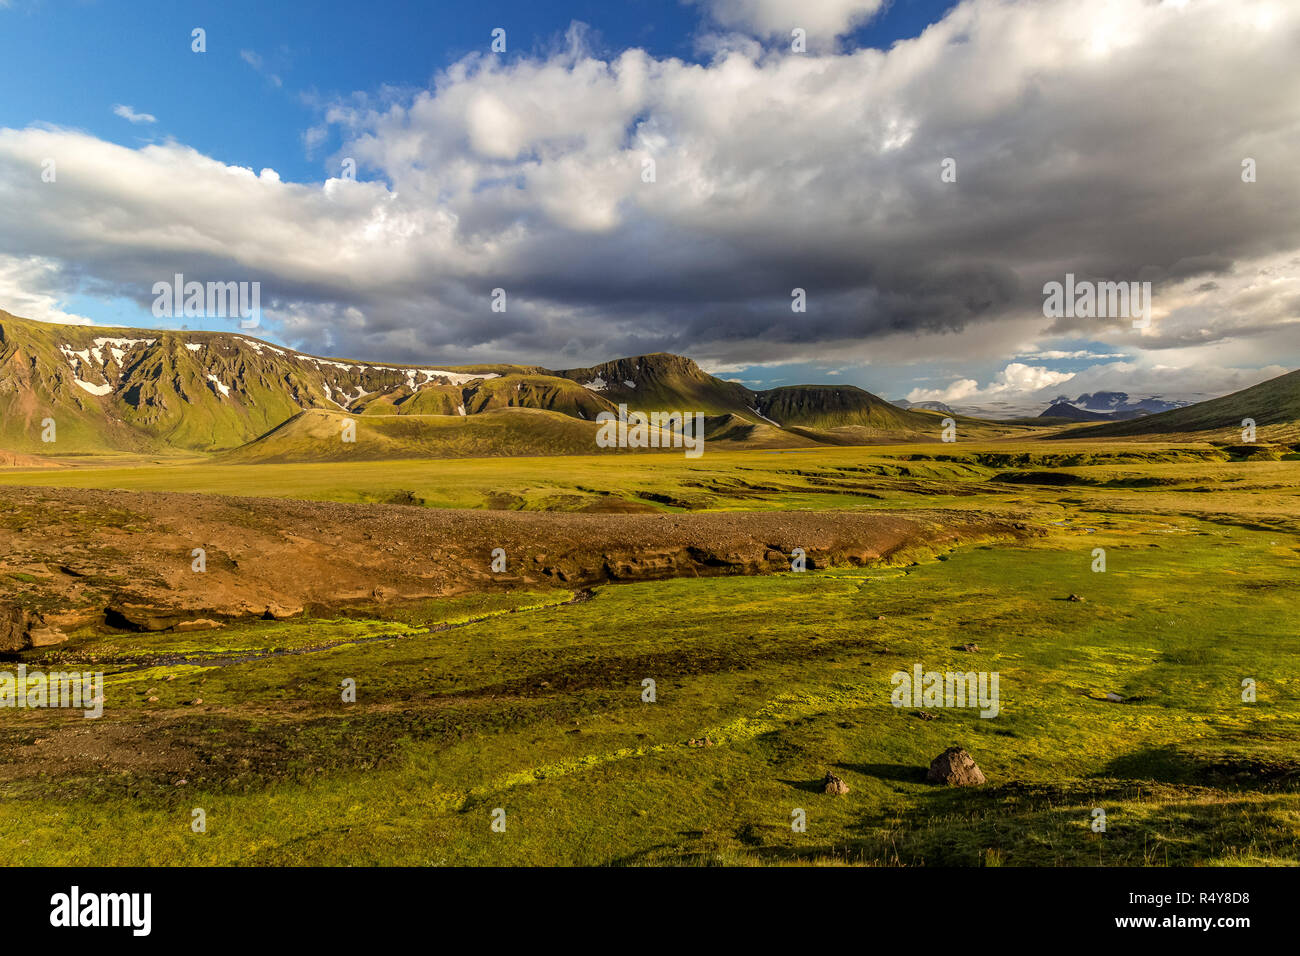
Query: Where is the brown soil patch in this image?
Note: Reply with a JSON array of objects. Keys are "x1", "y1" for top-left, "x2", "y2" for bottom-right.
[{"x1": 0, "y1": 485, "x2": 1039, "y2": 647}]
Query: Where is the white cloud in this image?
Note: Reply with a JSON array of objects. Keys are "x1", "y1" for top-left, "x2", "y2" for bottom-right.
[
  {"x1": 695, "y1": 0, "x2": 886, "y2": 39},
  {"x1": 1017, "y1": 349, "x2": 1127, "y2": 361},
  {"x1": 240, "y1": 49, "x2": 283, "y2": 88},
  {"x1": 0, "y1": 0, "x2": 1294, "y2": 386},
  {"x1": 908, "y1": 363, "x2": 1076, "y2": 404},
  {"x1": 112, "y1": 104, "x2": 156, "y2": 125},
  {"x1": 908, "y1": 377, "x2": 981, "y2": 404},
  {"x1": 0, "y1": 255, "x2": 94, "y2": 325}
]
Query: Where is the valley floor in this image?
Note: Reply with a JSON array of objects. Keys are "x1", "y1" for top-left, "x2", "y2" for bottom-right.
[{"x1": 1, "y1": 443, "x2": 1297, "y2": 865}]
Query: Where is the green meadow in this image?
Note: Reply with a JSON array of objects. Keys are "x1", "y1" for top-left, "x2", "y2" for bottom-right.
[
  {"x1": 2, "y1": 445, "x2": 1297, "y2": 865},
  {"x1": 0, "y1": 441, "x2": 1270, "y2": 513}
]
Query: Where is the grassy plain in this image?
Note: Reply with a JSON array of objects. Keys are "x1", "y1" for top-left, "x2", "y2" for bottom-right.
[{"x1": 1, "y1": 443, "x2": 1298, "y2": 865}]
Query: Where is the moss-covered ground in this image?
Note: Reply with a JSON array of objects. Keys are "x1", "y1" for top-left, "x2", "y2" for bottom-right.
[{"x1": 1, "y1": 445, "x2": 1297, "y2": 865}]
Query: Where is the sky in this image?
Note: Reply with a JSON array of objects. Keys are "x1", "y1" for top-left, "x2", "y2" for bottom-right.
[{"x1": 0, "y1": 0, "x2": 1296, "y2": 416}]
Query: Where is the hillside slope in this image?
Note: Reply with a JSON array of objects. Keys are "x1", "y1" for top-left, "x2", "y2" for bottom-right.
[
  {"x1": 754, "y1": 384, "x2": 934, "y2": 432},
  {"x1": 555, "y1": 353, "x2": 763, "y2": 420},
  {"x1": 1061, "y1": 368, "x2": 1300, "y2": 442},
  {"x1": 0, "y1": 310, "x2": 516, "y2": 453},
  {"x1": 218, "y1": 407, "x2": 614, "y2": 463},
  {"x1": 1, "y1": 309, "x2": 1075, "y2": 459}
]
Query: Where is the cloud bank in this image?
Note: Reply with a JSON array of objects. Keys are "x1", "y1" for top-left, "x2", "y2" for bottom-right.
[{"x1": 0, "y1": 0, "x2": 1296, "y2": 404}]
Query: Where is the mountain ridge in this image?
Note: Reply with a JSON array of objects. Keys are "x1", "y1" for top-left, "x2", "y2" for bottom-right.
[
  {"x1": 1, "y1": 310, "x2": 953, "y2": 456},
  {"x1": 8, "y1": 308, "x2": 1290, "y2": 458}
]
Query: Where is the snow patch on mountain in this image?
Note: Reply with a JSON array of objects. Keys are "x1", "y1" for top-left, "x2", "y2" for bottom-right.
[{"x1": 74, "y1": 379, "x2": 112, "y2": 396}]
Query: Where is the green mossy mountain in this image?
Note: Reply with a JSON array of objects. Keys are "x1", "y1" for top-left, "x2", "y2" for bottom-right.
[
  {"x1": 555, "y1": 353, "x2": 760, "y2": 419},
  {"x1": 9, "y1": 308, "x2": 1289, "y2": 459},
  {"x1": 753, "y1": 384, "x2": 932, "y2": 431},
  {"x1": 0, "y1": 310, "x2": 513, "y2": 453},
  {"x1": 2, "y1": 311, "x2": 944, "y2": 456}
]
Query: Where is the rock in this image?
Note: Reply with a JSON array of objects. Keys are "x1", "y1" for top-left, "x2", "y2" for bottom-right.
[
  {"x1": 1067, "y1": 593, "x2": 1085, "y2": 602},
  {"x1": 147, "y1": 696, "x2": 159, "y2": 703},
  {"x1": 961, "y1": 642, "x2": 979, "y2": 652},
  {"x1": 822, "y1": 772, "x2": 850, "y2": 795},
  {"x1": 1105, "y1": 692, "x2": 1124, "y2": 702},
  {"x1": 174, "y1": 619, "x2": 221, "y2": 632},
  {"x1": 262, "y1": 603, "x2": 303, "y2": 620},
  {"x1": 0, "y1": 603, "x2": 61, "y2": 651},
  {"x1": 107, "y1": 603, "x2": 196, "y2": 632},
  {"x1": 926, "y1": 747, "x2": 986, "y2": 786},
  {"x1": 27, "y1": 625, "x2": 68, "y2": 647},
  {"x1": 914, "y1": 710, "x2": 937, "y2": 721}
]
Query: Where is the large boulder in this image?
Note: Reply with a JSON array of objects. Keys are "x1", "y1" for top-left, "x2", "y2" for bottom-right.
[
  {"x1": 822, "y1": 772, "x2": 850, "y2": 795},
  {"x1": 0, "y1": 604, "x2": 30, "y2": 653},
  {"x1": 0, "y1": 603, "x2": 66, "y2": 651},
  {"x1": 926, "y1": 747, "x2": 986, "y2": 786}
]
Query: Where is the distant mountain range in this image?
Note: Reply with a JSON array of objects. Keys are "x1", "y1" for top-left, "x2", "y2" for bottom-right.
[
  {"x1": 4, "y1": 309, "x2": 1292, "y2": 458},
  {"x1": 1069, "y1": 391, "x2": 1190, "y2": 415},
  {"x1": 1037, "y1": 391, "x2": 1193, "y2": 422},
  {"x1": 1063, "y1": 369, "x2": 1300, "y2": 442},
  {"x1": 0, "y1": 310, "x2": 1028, "y2": 459}
]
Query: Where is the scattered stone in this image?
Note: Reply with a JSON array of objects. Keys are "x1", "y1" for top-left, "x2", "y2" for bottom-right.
[
  {"x1": 0, "y1": 603, "x2": 65, "y2": 651},
  {"x1": 1105, "y1": 692, "x2": 1124, "y2": 702},
  {"x1": 822, "y1": 772, "x2": 850, "y2": 795},
  {"x1": 961, "y1": 642, "x2": 979, "y2": 652},
  {"x1": 914, "y1": 710, "x2": 938, "y2": 721},
  {"x1": 687, "y1": 737, "x2": 715, "y2": 748},
  {"x1": 925, "y1": 747, "x2": 986, "y2": 786},
  {"x1": 27, "y1": 625, "x2": 68, "y2": 647},
  {"x1": 262, "y1": 603, "x2": 303, "y2": 620},
  {"x1": 189, "y1": 698, "x2": 203, "y2": 706},
  {"x1": 1067, "y1": 593, "x2": 1085, "y2": 602},
  {"x1": 147, "y1": 696, "x2": 159, "y2": 703},
  {"x1": 175, "y1": 618, "x2": 220, "y2": 632}
]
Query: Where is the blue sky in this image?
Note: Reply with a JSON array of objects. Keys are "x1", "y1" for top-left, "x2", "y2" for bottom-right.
[
  {"x1": 0, "y1": 0, "x2": 954, "y2": 186},
  {"x1": 0, "y1": 0, "x2": 1295, "y2": 415}
]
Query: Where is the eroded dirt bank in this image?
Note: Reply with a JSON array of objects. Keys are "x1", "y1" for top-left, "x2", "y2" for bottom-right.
[{"x1": 0, "y1": 485, "x2": 1041, "y2": 648}]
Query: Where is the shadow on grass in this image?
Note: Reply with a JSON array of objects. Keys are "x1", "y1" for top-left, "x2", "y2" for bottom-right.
[{"x1": 1102, "y1": 744, "x2": 1300, "y2": 790}]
